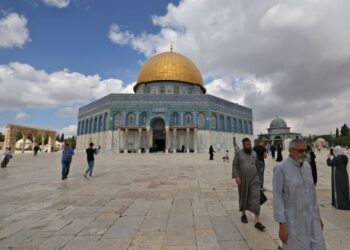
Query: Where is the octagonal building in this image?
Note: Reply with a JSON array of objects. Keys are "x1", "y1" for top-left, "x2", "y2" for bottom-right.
[{"x1": 76, "y1": 50, "x2": 253, "y2": 153}]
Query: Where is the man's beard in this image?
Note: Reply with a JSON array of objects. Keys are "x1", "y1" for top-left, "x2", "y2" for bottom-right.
[{"x1": 244, "y1": 148, "x2": 252, "y2": 154}]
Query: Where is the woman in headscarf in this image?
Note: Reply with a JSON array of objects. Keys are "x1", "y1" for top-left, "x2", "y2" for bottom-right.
[
  {"x1": 307, "y1": 145, "x2": 317, "y2": 185},
  {"x1": 276, "y1": 144, "x2": 283, "y2": 162},
  {"x1": 326, "y1": 146, "x2": 350, "y2": 210}
]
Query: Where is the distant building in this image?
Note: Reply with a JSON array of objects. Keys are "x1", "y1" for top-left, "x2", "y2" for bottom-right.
[
  {"x1": 258, "y1": 117, "x2": 301, "y2": 149},
  {"x1": 76, "y1": 50, "x2": 254, "y2": 153}
]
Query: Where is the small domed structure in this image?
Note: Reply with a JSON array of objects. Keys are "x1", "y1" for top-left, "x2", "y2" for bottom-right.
[
  {"x1": 269, "y1": 118, "x2": 288, "y2": 129},
  {"x1": 258, "y1": 117, "x2": 301, "y2": 150}
]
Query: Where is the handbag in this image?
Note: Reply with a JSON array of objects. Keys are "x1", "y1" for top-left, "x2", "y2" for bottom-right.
[{"x1": 260, "y1": 190, "x2": 267, "y2": 205}]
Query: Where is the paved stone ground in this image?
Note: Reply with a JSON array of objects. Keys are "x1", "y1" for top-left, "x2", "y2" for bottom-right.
[{"x1": 0, "y1": 150, "x2": 350, "y2": 250}]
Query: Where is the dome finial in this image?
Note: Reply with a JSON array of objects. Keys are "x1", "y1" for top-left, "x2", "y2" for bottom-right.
[{"x1": 170, "y1": 43, "x2": 173, "y2": 52}]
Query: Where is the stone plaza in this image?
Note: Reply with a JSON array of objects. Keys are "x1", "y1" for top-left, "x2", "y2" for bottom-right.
[{"x1": 0, "y1": 150, "x2": 349, "y2": 250}]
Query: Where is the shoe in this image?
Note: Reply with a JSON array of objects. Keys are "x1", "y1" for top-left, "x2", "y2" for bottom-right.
[
  {"x1": 83, "y1": 173, "x2": 87, "y2": 178},
  {"x1": 241, "y1": 215, "x2": 248, "y2": 223},
  {"x1": 255, "y1": 222, "x2": 266, "y2": 231}
]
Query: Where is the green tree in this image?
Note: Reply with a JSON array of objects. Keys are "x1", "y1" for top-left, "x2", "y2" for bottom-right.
[
  {"x1": 336, "y1": 128, "x2": 339, "y2": 138},
  {"x1": 340, "y1": 124, "x2": 349, "y2": 137},
  {"x1": 60, "y1": 133, "x2": 65, "y2": 142},
  {"x1": 56, "y1": 134, "x2": 60, "y2": 142},
  {"x1": 0, "y1": 132, "x2": 4, "y2": 142}
]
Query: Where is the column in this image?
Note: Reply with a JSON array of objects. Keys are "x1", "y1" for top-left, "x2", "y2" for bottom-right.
[
  {"x1": 41, "y1": 137, "x2": 45, "y2": 152},
  {"x1": 194, "y1": 128, "x2": 198, "y2": 153},
  {"x1": 165, "y1": 126, "x2": 170, "y2": 153},
  {"x1": 186, "y1": 128, "x2": 190, "y2": 153},
  {"x1": 173, "y1": 128, "x2": 177, "y2": 153},
  {"x1": 32, "y1": 136, "x2": 36, "y2": 152},
  {"x1": 146, "y1": 127, "x2": 151, "y2": 153},
  {"x1": 138, "y1": 128, "x2": 142, "y2": 153},
  {"x1": 48, "y1": 136, "x2": 52, "y2": 152},
  {"x1": 22, "y1": 135, "x2": 27, "y2": 153},
  {"x1": 124, "y1": 128, "x2": 128, "y2": 154},
  {"x1": 116, "y1": 128, "x2": 120, "y2": 153}
]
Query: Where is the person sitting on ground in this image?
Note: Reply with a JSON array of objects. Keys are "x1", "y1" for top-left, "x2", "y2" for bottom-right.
[{"x1": 222, "y1": 150, "x2": 229, "y2": 163}]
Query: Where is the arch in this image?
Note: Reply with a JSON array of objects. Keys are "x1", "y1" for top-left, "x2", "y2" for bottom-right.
[
  {"x1": 89, "y1": 117, "x2": 93, "y2": 133},
  {"x1": 98, "y1": 115, "x2": 103, "y2": 132},
  {"x1": 226, "y1": 117, "x2": 232, "y2": 132},
  {"x1": 232, "y1": 118, "x2": 237, "y2": 132},
  {"x1": 150, "y1": 117, "x2": 166, "y2": 152},
  {"x1": 126, "y1": 112, "x2": 135, "y2": 126},
  {"x1": 238, "y1": 119, "x2": 242, "y2": 133},
  {"x1": 139, "y1": 112, "x2": 147, "y2": 126},
  {"x1": 114, "y1": 112, "x2": 122, "y2": 128},
  {"x1": 184, "y1": 112, "x2": 193, "y2": 126},
  {"x1": 243, "y1": 120, "x2": 248, "y2": 134},
  {"x1": 85, "y1": 119, "x2": 89, "y2": 134},
  {"x1": 197, "y1": 112, "x2": 205, "y2": 129},
  {"x1": 219, "y1": 115, "x2": 225, "y2": 131},
  {"x1": 93, "y1": 117, "x2": 98, "y2": 133},
  {"x1": 103, "y1": 112, "x2": 108, "y2": 130},
  {"x1": 211, "y1": 113, "x2": 217, "y2": 130}
]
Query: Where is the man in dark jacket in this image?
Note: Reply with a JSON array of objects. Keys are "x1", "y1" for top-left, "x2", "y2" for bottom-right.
[{"x1": 84, "y1": 142, "x2": 98, "y2": 178}]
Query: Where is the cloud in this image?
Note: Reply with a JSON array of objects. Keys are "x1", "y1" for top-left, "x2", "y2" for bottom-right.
[
  {"x1": 0, "y1": 62, "x2": 133, "y2": 110},
  {"x1": 108, "y1": 24, "x2": 133, "y2": 45},
  {"x1": 59, "y1": 124, "x2": 77, "y2": 137},
  {"x1": 15, "y1": 112, "x2": 30, "y2": 120},
  {"x1": 0, "y1": 13, "x2": 30, "y2": 48},
  {"x1": 109, "y1": 0, "x2": 350, "y2": 135},
  {"x1": 57, "y1": 107, "x2": 78, "y2": 118},
  {"x1": 41, "y1": 0, "x2": 70, "y2": 8}
]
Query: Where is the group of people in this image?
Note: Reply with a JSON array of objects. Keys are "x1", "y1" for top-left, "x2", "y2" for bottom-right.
[
  {"x1": 60, "y1": 142, "x2": 100, "y2": 180},
  {"x1": 231, "y1": 137, "x2": 350, "y2": 249}
]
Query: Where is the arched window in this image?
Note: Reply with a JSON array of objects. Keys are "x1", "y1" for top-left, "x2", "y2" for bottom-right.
[
  {"x1": 211, "y1": 113, "x2": 217, "y2": 130},
  {"x1": 171, "y1": 112, "x2": 180, "y2": 125},
  {"x1": 103, "y1": 113, "x2": 108, "y2": 130},
  {"x1": 114, "y1": 113, "x2": 122, "y2": 127},
  {"x1": 184, "y1": 113, "x2": 192, "y2": 126},
  {"x1": 89, "y1": 118, "x2": 93, "y2": 133},
  {"x1": 98, "y1": 115, "x2": 103, "y2": 132},
  {"x1": 145, "y1": 87, "x2": 151, "y2": 93},
  {"x1": 232, "y1": 118, "x2": 237, "y2": 132},
  {"x1": 174, "y1": 86, "x2": 180, "y2": 94},
  {"x1": 219, "y1": 115, "x2": 225, "y2": 131},
  {"x1": 127, "y1": 113, "x2": 135, "y2": 126},
  {"x1": 238, "y1": 119, "x2": 242, "y2": 133},
  {"x1": 197, "y1": 113, "x2": 205, "y2": 129},
  {"x1": 93, "y1": 117, "x2": 98, "y2": 133},
  {"x1": 85, "y1": 119, "x2": 89, "y2": 134},
  {"x1": 226, "y1": 117, "x2": 232, "y2": 132},
  {"x1": 243, "y1": 120, "x2": 248, "y2": 134},
  {"x1": 139, "y1": 112, "x2": 147, "y2": 125}
]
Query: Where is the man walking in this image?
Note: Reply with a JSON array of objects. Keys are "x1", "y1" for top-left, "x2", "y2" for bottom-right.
[
  {"x1": 84, "y1": 142, "x2": 98, "y2": 178},
  {"x1": 273, "y1": 139, "x2": 326, "y2": 249},
  {"x1": 61, "y1": 142, "x2": 74, "y2": 180},
  {"x1": 253, "y1": 141, "x2": 267, "y2": 191},
  {"x1": 232, "y1": 138, "x2": 265, "y2": 231}
]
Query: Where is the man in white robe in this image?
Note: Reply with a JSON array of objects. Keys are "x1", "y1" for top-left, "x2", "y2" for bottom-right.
[{"x1": 273, "y1": 138, "x2": 326, "y2": 249}]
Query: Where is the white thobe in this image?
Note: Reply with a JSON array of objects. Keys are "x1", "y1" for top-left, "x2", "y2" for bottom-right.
[{"x1": 273, "y1": 157, "x2": 326, "y2": 250}]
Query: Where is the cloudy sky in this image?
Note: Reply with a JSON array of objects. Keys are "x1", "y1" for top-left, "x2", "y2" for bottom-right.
[{"x1": 1, "y1": 0, "x2": 349, "y2": 137}]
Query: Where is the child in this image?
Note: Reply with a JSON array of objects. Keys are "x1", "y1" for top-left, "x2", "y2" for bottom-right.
[{"x1": 222, "y1": 150, "x2": 229, "y2": 163}]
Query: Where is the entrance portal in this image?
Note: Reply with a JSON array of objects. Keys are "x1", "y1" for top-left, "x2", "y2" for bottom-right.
[{"x1": 150, "y1": 118, "x2": 165, "y2": 152}]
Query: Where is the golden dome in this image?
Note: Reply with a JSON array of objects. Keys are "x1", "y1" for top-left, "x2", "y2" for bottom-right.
[{"x1": 134, "y1": 51, "x2": 204, "y2": 92}]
